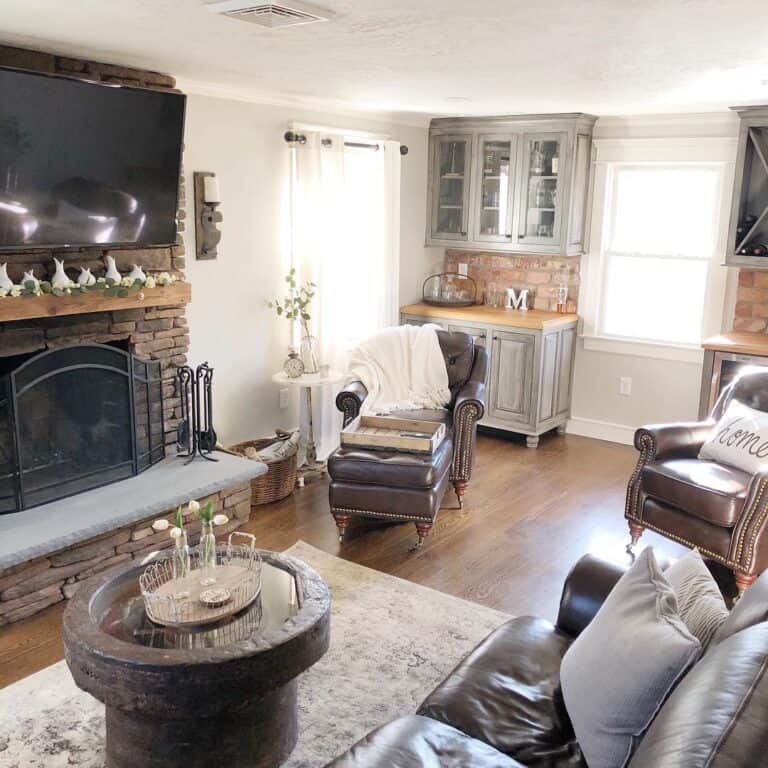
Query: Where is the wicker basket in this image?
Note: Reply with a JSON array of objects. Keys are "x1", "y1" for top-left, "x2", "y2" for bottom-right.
[{"x1": 228, "y1": 436, "x2": 298, "y2": 506}]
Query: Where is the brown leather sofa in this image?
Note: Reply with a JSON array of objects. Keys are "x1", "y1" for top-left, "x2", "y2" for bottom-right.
[
  {"x1": 626, "y1": 369, "x2": 768, "y2": 594},
  {"x1": 329, "y1": 331, "x2": 487, "y2": 546},
  {"x1": 324, "y1": 554, "x2": 768, "y2": 767}
]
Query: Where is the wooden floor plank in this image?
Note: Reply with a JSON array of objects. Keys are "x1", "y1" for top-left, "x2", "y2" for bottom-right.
[{"x1": 0, "y1": 432, "x2": 687, "y2": 689}]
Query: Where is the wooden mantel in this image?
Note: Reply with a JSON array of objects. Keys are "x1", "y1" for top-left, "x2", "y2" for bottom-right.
[{"x1": 0, "y1": 281, "x2": 191, "y2": 324}]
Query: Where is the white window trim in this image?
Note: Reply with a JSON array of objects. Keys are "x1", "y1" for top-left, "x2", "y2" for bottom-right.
[{"x1": 579, "y1": 136, "x2": 737, "y2": 363}]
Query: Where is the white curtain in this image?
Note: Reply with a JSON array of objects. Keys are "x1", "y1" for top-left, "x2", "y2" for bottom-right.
[{"x1": 290, "y1": 130, "x2": 401, "y2": 459}]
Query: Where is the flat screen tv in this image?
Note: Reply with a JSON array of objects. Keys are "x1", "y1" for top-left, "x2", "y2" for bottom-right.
[{"x1": 0, "y1": 67, "x2": 186, "y2": 250}]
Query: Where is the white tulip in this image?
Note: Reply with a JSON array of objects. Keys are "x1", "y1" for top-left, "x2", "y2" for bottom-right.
[
  {"x1": 152, "y1": 519, "x2": 170, "y2": 532},
  {"x1": 169, "y1": 526, "x2": 183, "y2": 539},
  {"x1": 188, "y1": 499, "x2": 200, "y2": 514},
  {"x1": 212, "y1": 514, "x2": 229, "y2": 527}
]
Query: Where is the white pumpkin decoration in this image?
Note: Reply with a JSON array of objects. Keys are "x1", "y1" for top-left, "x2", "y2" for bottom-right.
[
  {"x1": 0, "y1": 264, "x2": 14, "y2": 291},
  {"x1": 77, "y1": 267, "x2": 96, "y2": 287},
  {"x1": 22, "y1": 269, "x2": 39, "y2": 290},
  {"x1": 51, "y1": 257, "x2": 70, "y2": 289},
  {"x1": 104, "y1": 254, "x2": 122, "y2": 283},
  {"x1": 128, "y1": 264, "x2": 146, "y2": 283}
]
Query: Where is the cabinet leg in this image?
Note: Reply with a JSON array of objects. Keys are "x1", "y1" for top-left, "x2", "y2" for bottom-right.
[
  {"x1": 526, "y1": 435, "x2": 540, "y2": 449},
  {"x1": 556, "y1": 424, "x2": 566, "y2": 436}
]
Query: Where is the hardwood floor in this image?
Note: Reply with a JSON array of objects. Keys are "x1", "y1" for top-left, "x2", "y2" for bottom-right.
[{"x1": 0, "y1": 431, "x2": 688, "y2": 689}]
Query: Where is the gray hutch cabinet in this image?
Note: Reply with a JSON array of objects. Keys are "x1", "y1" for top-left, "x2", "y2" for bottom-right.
[{"x1": 426, "y1": 113, "x2": 596, "y2": 256}]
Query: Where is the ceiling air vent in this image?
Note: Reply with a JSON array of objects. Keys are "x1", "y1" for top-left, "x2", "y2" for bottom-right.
[{"x1": 206, "y1": 1, "x2": 332, "y2": 28}]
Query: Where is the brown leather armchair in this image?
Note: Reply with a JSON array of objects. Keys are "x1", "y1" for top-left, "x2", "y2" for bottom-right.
[
  {"x1": 335, "y1": 330, "x2": 488, "y2": 506},
  {"x1": 626, "y1": 369, "x2": 768, "y2": 594}
]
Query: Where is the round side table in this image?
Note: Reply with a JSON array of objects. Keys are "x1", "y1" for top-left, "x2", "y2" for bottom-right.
[{"x1": 272, "y1": 370, "x2": 345, "y2": 478}]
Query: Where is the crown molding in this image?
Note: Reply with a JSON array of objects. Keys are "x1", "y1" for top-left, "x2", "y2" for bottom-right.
[{"x1": 175, "y1": 77, "x2": 432, "y2": 129}]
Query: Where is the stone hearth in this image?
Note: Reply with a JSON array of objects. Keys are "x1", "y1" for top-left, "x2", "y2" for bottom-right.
[{"x1": 0, "y1": 454, "x2": 266, "y2": 625}]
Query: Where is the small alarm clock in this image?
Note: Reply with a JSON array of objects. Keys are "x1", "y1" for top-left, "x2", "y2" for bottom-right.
[{"x1": 283, "y1": 351, "x2": 305, "y2": 379}]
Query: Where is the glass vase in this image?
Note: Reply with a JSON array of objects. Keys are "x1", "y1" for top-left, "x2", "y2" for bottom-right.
[
  {"x1": 301, "y1": 334, "x2": 319, "y2": 374},
  {"x1": 172, "y1": 530, "x2": 190, "y2": 580},
  {"x1": 199, "y1": 520, "x2": 217, "y2": 585}
]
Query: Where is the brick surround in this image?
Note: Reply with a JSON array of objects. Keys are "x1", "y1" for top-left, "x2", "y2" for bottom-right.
[
  {"x1": 445, "y1": 250, "x2": 580, "y2": 313},
  {"x1": 0, "y1": 46, "x2": 257, "y2": 625}
]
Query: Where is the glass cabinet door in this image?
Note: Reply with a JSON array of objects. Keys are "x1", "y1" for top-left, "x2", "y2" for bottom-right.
[
  {"x1": 474, "y1": 135, "x2": 516, "y2": 243},
  {"x1": 517, "y1": 133, "x2": 566, "y2": 245},
  {"x1": 431, "y1": 135, "x2": 472, "y2": 240}
]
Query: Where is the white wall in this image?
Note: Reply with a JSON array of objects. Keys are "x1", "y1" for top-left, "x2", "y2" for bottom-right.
[
  {"x1": 568, "y1": 113, "x2": 740, "y2": 444},
  {"x1": 182, "y1": 94, "x2": 437, "y2": 445}
]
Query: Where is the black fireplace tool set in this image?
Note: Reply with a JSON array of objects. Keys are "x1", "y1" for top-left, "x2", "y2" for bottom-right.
[{"x1": 176, "y1": 362, "x2": 218, "y2": 463}]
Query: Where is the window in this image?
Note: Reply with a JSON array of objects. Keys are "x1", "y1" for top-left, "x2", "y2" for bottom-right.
[
  {"x1": 580, "y1": 135, "x2": 735, "y2": 362},
  {"x1": 598, "y1": 163, "x2": 724, "y2": 346}
]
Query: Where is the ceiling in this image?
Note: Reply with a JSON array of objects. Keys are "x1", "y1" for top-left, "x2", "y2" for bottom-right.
[{"x1": 2, "y1": 0, "x2": 768, "y2": 123}]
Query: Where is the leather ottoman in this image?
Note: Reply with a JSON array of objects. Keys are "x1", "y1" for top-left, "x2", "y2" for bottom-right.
[{"x1": 327, "y1": 434, "x2": 453, "y2": 547}]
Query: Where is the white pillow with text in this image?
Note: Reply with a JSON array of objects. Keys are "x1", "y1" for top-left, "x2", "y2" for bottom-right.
[{"x1": 699, "y1": 400, "x2": 768, "y2": 474}]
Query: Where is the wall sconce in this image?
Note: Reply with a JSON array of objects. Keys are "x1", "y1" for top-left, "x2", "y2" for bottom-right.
[{"x1": 194, "y1": 172, "x2": 223, "y2": 260}]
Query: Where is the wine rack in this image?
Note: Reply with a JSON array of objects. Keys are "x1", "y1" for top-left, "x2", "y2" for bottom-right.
[{"x1": 728, "y1": 107, "x2": 768, "y2": 267}]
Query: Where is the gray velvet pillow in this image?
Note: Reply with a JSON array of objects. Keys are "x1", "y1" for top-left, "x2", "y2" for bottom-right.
[
  {"x1": 664, "y1": 550, "x2": 728, "y2": 647},
  {"x1": 560, "y1": 548, "x2": 701, "y2": 768}
]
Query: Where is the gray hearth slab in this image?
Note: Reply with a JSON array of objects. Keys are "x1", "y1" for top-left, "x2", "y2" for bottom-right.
[{"x1": 0, "y1": 452, "x2": 267, "y2": 571}]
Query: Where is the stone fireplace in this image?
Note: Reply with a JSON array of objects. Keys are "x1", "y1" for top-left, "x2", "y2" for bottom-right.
[{"x1": 0, "y1": 45, "x2": 263, "y2": 626}]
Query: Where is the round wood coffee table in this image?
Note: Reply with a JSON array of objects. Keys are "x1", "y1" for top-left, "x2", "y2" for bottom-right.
[{"x1": 63, "y1": 550, "x2": 330, "y2": 768}]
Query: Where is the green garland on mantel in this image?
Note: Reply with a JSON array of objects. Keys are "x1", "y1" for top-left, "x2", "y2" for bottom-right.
[{"x1": 0, "y1": 273, "x2": 179, "y2": 300}]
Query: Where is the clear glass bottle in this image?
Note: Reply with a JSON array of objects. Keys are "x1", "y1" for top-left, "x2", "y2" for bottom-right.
[
  {"x1": 172, "y1": 530, "x2": 190, "y2": 580},
  {"x1": 556, "y1": 267, "x2": 569, "y2": 313},
  {"x1": 300, "y1": 333, "x2": 319, "y2": 374},
  {"x1": 199, "y1": 520, "x2": 217, "y2": 585},
  {"x1": 530, "y1": 142, "x2": 544, "y2": 175}
]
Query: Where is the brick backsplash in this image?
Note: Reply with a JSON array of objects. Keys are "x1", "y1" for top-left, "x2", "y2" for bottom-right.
[
  {"x1": 444, "y1": 250, "x2": 580, "y2": 312},
  {"x1": 734, "y1": 270, "x2": 768, "y2": 332}
]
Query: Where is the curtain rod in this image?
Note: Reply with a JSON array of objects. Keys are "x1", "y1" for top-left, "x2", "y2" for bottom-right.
[{"x1": 283, "y1": 131, "x2": 409, "y2": 155}]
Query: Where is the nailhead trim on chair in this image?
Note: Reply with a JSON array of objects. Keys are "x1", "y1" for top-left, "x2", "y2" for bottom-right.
[
  {"x1": 633, "y1": 517, "x2": 733, "y2": 566},
  {"x1": 452, "y1": 402, "x2": 481, "y2": 483},
  {"x1": 331, "y1": 506, "x2": 435, "y2": 523},
  {"x1": 733, "y1": 475, "x2": 768, "y2": 569},
  {"x1": 624, "y1": 432, "x2": 653, "y2": 520}
]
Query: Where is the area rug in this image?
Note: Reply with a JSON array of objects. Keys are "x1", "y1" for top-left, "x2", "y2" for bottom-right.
[{"x1": 0, "y1": 541, "x2": 510, "y2": 767}]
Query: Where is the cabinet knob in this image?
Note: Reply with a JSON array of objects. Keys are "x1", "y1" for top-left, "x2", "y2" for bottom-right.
[
  {"x1": 505, "y1": 234, "x2": 513, "y2": 238},
  {"x1": 461, "y1": 231, "x2": 467, "y2": 237},
  {"x1": 518, "y1": 235, "x2": 524, "y2": 239}
]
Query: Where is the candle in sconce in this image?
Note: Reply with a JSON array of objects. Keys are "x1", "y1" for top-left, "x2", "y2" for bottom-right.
[{"x1": 203, "y1": 176, "x2": 221, "y2": 204}]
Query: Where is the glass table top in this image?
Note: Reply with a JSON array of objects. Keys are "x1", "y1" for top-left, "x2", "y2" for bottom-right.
[{"x1": 97, "y1": 561, "x2": 299, "y2": 650}]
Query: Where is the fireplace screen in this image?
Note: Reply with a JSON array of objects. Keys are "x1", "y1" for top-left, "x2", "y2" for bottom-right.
[{"x1": 0, "y1": 345, "x2": 164, "y2": 514}]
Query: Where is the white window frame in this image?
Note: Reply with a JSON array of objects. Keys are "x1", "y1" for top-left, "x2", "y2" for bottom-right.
[{"x1": 579, "y1": 137, "x2": 736, "y2": 363}]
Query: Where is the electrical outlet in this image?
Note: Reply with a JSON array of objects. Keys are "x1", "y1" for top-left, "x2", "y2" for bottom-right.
[
  {"x1": 457, "y1": 262, "x2": 468, "y2": 276},
  {"x1": 619, "y1": 377, "x2": 632, "y2": 397},
  {"x1": 279, "y1": 388, "x2": 289, "y2": 409}
]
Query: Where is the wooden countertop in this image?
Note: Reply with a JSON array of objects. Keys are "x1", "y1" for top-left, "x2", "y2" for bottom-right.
[
  {"x1": 703, "y1": 331, "x2": 768, "y2": 356},
  {"x1": 400, "y1": 303, "x2": 578, "y2": 330}
]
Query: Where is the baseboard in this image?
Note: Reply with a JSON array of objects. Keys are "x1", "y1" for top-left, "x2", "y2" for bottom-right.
[{"x1": 566, "y1": 417, "x2": 635, "y2": 446}]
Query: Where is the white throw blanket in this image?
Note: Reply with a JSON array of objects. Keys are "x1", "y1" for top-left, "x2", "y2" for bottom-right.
[{"x1": 347, "y1": 324, "x2": 451, "y2": 415}]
